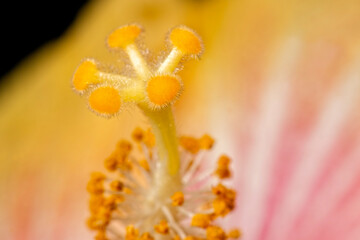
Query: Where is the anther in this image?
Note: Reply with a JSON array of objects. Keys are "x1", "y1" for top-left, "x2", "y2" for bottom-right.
[
  {"x1": 215, "y1": 155, "x2": 231, "y2": 179},
  {"x1": 125, "y1": 225, "x2": 139, "y2": 240},
  {"x1": 110, "y1": 180, "x2": 124, "y2": 192},
  {"x1": 171, "y1": 191, "x2": 185, "y2": 206},
  {"x1": 173, "y1": 235, "x2": 181, "y2": 240},
  {"x1": 227, "y1": 229, "x2": 241, "y2": 239},
  {"x1": 140, "y1": 232, "x2": 154, "y2": 240},
  {"x1": 139, "y1": 159, "x2": 150, "y2": 171},
  {"x1": 179, "y1": 136, "x2": 200, "y2": 154},
  {"x1": 95, "y1": 230, "x2": 108, "y2": 240},
  {"x1": 132, "y1": 127, "x2": 145, "y2": 142},
  {"x1": 89, "y1": 86, "x2": 121, "y2": 116},
  {"x1": 104, "y1": 154, "x2": 118, "y2": 172},
  {"x1": 191, "y1": 213, "x2": 212, "y2": 228},
  {"x1": 154, "y1": 220, "x2": 170, "y2": 234},
  {"x1": 116, "y1": 140, "x2": 133, "y2": 153},
  {"x1": 206, "y1": 226, "x2": 227, "y2": 240},
  {"x1": 199, "y1": 134, "x2": 215, "y2": 150},
  {"x1": 143, "y1": 129, "x2": 156, "y2": 148}
]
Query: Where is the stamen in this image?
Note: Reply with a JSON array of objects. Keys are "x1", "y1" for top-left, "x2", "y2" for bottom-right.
[
  {"x1": 140, "y1": 232, "x2": 155, "y2": 240},
  {"x1": 171, "y1": 191, "x2": 185, "y2": 206},
  {"x1": 191, "y1": 213, "x2": 212, "y2": 228},
  {"x1": 215, "y1": 155, "x2": 231, "y2": 179},
  {"x1": 161, "y1": 206, "x2": 187, "y2": 239},
  {"x1": 206, "y1": 226, "x2": 227, "y2": 240},
  {"x1": 125, "y1": 225, "x2": 139, "y2": 240},
  {"x1": 227, "y1": 229, "x2": 242, "y2": 239},
  {"x1": 154, "y1": 220, "x2": 170, "y2": 234}
]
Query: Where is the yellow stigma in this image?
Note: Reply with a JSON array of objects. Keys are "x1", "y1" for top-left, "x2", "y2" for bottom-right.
[
  {"x1": 146, "y1": 75, "x2": 182, "y2": 108},
  {"x1": 73, "y1": 60, "x2": 99, "y2": 92},
  {"x1": 169, "y1": 27, "x2": 203, "y2": 56},
  {"x1": 107, "y1": 24, "x2": 142, "y2": 49},
  {"x1": 89, "y1": 86, "x2": 121, "y2": 116}
]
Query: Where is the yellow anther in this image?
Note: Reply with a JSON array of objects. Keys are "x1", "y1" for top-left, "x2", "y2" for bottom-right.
[
  {"x1": 87, "y1": 179, "x2": 105, "y2": 195},
  {"x1": 95, "y1": 230, "x2": 108, "y2": 240},
  {"x1": 191, "y1": 213, "x2": 212, "y2": 228},
  {"x1": 86, "y1": 216, "x2": 97, "y2": 230},
  {"x1": 212, "y1": 183, "x2": 227, "y2": 196},
  {"x1": 107, "y1": 24, "x2": 142, "y2": 49},
  {"x1": 103, "y1": 195, "x2": 117, "y2": 211},
  {"x1": 139, "y1": 159, "x2": 150, "y2": 171},
  {"x1": 213, "y1": 198, "x2": 230, "y2": 217},
  {"x1": 89, "y1": 195, "x2": 104, "y2": 214},
  {"x1": 87, "y1": 216, "x2": 108, "y2": 230},
  {"x1": 154, "y1": 220, "x2": 169, "y2": 234},
  {"x1": 110, "y1": 180, "x2": 124, "y2": 192},
  {"x1": 184, "y1": 236, "x2": 198, "y2": 240},
  {"x1": 90, "y1": 172, "x2": 106, "y2": 182},
  {"x1": 73, "y1": 59, "x2": 99, "y2": 92},
  {"x1": 227, "y1": 229, "x2": 241, "y2": 239},
  {"x1": 89, "y1": 86, "x2": 121, "y2": 116},
  {"x1": 173, "y1": 235, "x2": 181, "y2": 240},
  {"x1": 104, "y1": 154, "x2": 118, "y2": 172},
  {"x1": 170, "y1": 26, "x2": 203, "y2": 56},
  {"x1": 199, "y1": 134, "x2": 215, "y2": 150},
  {"x1": 171, "y1": 191, "x2": 185, "y2": 206},
  {"x1": 140, "y1": 232, "x2": 154, "y2": 240},
  {"x1": 146, "y1": 75, "x2": 182, "y2": 109},
  {"x1": 218, "y1": 155, "x2": 230, "y2": 165},
  {"x1": 123, "y1": 187, "x2": 133, "y2": 194},
  {"x1": 143, "y1": 129, "x2": 156, "y2": 148},
  {"x1": 97, "y1": 206, "x2": 112, "y2": 220},
  {"x1": 215, "y1": 166, "x2": 231, "y2": 179},
  {"x1": 117, "y1": 140, "x2": 133, "y2": 153},
  {"x1": 215, "y1": 155, "x2": 231, "y2": 179},
  {"x1": 225, "y1": 189, "x2": 236, "y2": 202},
  {"x1": 132, "y1": 127, "x2": 145, "y2": 142},
  {"x1": 125, "y1": 225, "x2": 139, "y2": 240},
  {"x1": 211, "y1": 183, "x2": 236, "y2": 217},
  {"x1": 179, "y1": 136, "x2": 200, "y2": 154},
  {"x1": 206, "y1": 226, "x2": 227, "y2": 240}
]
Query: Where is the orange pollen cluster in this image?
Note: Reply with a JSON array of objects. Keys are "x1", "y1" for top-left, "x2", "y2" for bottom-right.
[
  {"x1": 171, "y1": 191, "x2": 185, "y2": 206},
  {"x1": 215, "y1": 155, "x2": 232, "y2": 179},
  {"x1": 86, "y1": 129, "x2": 240, "y2": 240},
  {"x1": 179, "y1": 134, "x2": 214, "y2": 154}
]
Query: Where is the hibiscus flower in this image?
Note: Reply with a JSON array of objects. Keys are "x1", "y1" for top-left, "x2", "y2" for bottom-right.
[{"x1": 0, "y1": 1, "x2": 359, "y2": 240}]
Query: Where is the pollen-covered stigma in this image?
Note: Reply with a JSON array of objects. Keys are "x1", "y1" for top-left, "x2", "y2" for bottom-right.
[{"x1": 72, "y1": 24, "x2": 241, "y2": 240}]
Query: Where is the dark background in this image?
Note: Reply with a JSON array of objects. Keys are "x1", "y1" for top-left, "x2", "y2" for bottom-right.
[{"x1": 0, "y1": 1, "x2": 88, "y2": 85}]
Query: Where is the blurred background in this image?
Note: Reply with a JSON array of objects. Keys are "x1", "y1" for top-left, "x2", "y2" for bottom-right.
[
  {"x1": 0, "y1": 1, "x2": 87, "y2": 82},
  {"x1": 1, "y1": 0, "x2": 360, "y2": 240}
]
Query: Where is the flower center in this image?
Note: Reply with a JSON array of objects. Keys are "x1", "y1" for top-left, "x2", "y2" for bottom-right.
[{"x1": 86, "y1": 128, "x2": 240, "y2": 240}]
